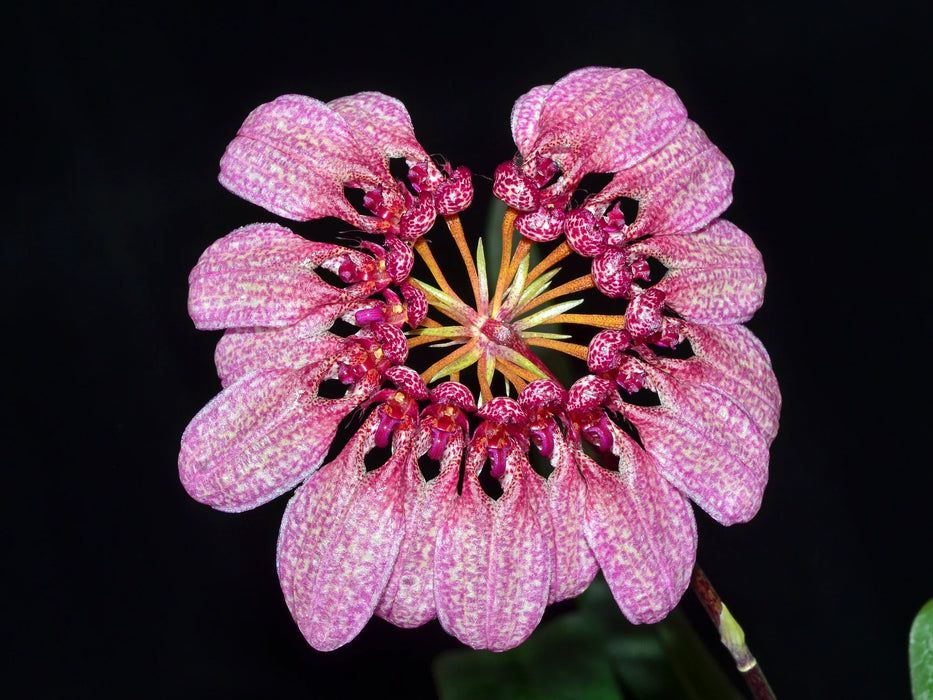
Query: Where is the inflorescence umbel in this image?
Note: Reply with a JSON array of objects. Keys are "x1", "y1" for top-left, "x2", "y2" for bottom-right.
[{"x1": 180, "y1": 68, "x2": 780, "y2": 652}]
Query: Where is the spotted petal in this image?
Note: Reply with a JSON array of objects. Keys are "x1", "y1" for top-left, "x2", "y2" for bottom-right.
[
  {"x1": 214, "y1": 324, "x2": 347, "y2": 389},
  {"x1": 578, "y1": 424, "x2": 696, "y2": 623},
  {"x1": 594, "y1": 120, "x2": 734, "y2": 239},
  {"x1": 276, "y1": 413, "x2": 414, "y2": 651},
  {"x1": 376, "y1": 429, "x2": 463, "y2": 628},
  {"x1": 653, "y1": 322, "x2": 781, "y2": 443},
  {"x1": 188, "y1": 223, "x2": 379, "y2": 330},
  {"x1": 329, "y1": 92, "x2": 436, "y2": 170},
  {"x1": 219, "y1": 94, "x2": 398, "y2": 229},
  {"x1": 178, "y1": 358, "x2": 378, "y2": 512},
  {"x1": 629, "y1": 219, "x2": 765, "y2": 324},
  {"x1": 513, "y1": 68, "x2": 687, "y2": 196},
  {"x1": 543, "y1": 431, "x2": 598, "y2": 603},
  {"x1": 434, "y1": 447, "x2": 551, "y2": 651},
  {"x1": 622, "y1": 362, "x2": 769, "y2": 524}
]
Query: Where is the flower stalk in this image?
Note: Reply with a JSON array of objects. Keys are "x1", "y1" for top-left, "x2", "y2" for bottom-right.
[{"x1": 691, "y1": 566, "x2": 777, "y2": 700}]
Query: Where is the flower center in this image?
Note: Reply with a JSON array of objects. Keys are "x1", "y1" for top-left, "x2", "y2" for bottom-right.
[{"x1": 404, "y1": 209, "x2": 629, "y2": 405}]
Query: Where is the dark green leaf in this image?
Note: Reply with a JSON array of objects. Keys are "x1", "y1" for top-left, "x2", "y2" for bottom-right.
[{"x1": 910, "y1": 598, "x2": 933, "y2": 700}]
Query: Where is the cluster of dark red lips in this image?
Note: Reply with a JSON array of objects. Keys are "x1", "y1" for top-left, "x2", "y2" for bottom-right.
[{"x1": 179, "y1": 67, "x2": 780, "y2": 652}]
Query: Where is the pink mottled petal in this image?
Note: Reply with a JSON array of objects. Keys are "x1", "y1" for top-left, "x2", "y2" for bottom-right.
[
  {"x1": 544, "y1": 433, "x2": 598, "y2": 602},
  {"x1": 178, "y1": 360, "x2": 377, "y2": 512},
  {"x1": 434, "y1": 447, "x2": 551, "y2": 651},
  {"x1": 219, "y1": 95, "x2": 391, "y2": 225},
  {"x1": 214, "y1": 323, "x2": 346, "y2": 388},
  {"x1": 276, "y1": 414, "x2": 413, "y2": 651},
  {"x1": 188, "y1": 224, "x2": 376, "y2": 330},
  {"x1": 328, "y1": 92, "x2": 434, "y2": 167},
  {"x1": 511, "y1": 85, "x2": 550, "y2": 157},
  {"x1": 654, "y1": 322, "x2": 781, "y2": 443},
  {"x1": 527, "y1": 68, "x2": 687, "y2": 192},
  {"x1": 622, "y1": 365, "x2": 769, "y2": 525},
  {"x1": 578, "y1": 425, "x2": 696, "y2": 623},
  {"x1": 595, "y1": 121, "x2": 734, "y2": 238},
  {"x1": 376, "y1": 430, "x2": 463, "y2": 628},
  {"x1": 630, "y1": 219, "x2": 765, "y2": 324}
]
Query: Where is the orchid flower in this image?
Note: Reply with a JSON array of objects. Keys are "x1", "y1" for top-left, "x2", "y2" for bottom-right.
[{"x1": 180, "y1": 69, "x2": 780, "y2": 653}]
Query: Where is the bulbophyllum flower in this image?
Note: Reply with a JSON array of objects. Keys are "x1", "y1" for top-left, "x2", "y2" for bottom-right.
[{"x1": 180, "y1": 68, "x2": 780, "y2": 653}]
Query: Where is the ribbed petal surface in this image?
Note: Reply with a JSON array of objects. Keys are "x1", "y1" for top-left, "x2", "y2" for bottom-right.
[
  {"x1": 543, "y1": 432, "x2": 598, "y2": 603},
  {"x1": 329, "y1": 92, "x2": 433, "y2": 166},
  {"x1": 623, "y1": 363, "x2": 770, "y2": 525},
  {"x1": 188, "y1": 224, "x2": 376, "y2": 330},
  {"x1": 214, "y1": 324, "x2": 347, "y2": 388},
  {"x1": 375, "y1": 429, "x2": 463, "y2": 628},
  {"x1": 276, "y1": 414, "x2": 414, "y2": 651},
  {"x1": 578, "y1": 426, "x2": 696, "y2": 623},
  {"x1": 218, "y1": 94, "x2": 392, "y2": 225},
  {"x1": 595, "y1": 120, "x2": 734, "y2": 238},
  {"x1": 510, "y1": 85, "x2": 550, "y2": 156},
  {"x1": 630, "y1": 219, "x2": 765, "y2": 324},
  {"x1": 513, "y1": 68, "x2": 687, "y2": 192},
  {"x1": 178, "y1": 360, "x2": 377, "y2": 512},
  {"x1": 654, "y1": 322, "x2": 781, "y2": 443},
  {"x1": 434, "y1": 447, "x2": 551, "y2": 651}
]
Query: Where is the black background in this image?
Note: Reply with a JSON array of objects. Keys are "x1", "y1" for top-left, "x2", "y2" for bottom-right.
[{"x1": 5, "y1": 1, "x2": 930, "y2": 697}]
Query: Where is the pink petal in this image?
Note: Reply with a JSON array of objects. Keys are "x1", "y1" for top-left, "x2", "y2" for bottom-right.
[
  {"x1": 218, "y1": 94, "x2": 392, "y2": 226},
  {"x1": 276, "y1": 413, "x2": 413, "y2": 651},
  {"x1": 178, "y1": 359, "x2": 377, "y2": 512},
  {"x1": 653, "y1": 322, "x2": 781, "y2": 443},
  {"x1": 376, "y1": 429, "x2": 463, "y2": 628},
  {"x1": 517, "y1": 68, "x2": 687, "y2": 192},
  {"x1": 629, "y1": 219, "x2": 765, "y2": 324},
  {"x1": 214, "y1": 323, "x2": 347, "y2": 388},
  {"x1": 595, "y1": 120, "x2": 734, "y2": 238},
  {"x1": 510, "y1": 85, "x2": 550, "y2": 156},
  {"x1": 434, "y1": 447, "x2": 551, "y2": 651},
  {"x1": 577, "y1": 425, "x2": 697, "y2": 623},
  {"x1": 328, "y1": 92, "x2": 434, "y2": 168},
  {"x1": 188, "y1": 224, "x2": 377, "y2": 330},
  {"x1": 543, "y1": 432, "x2": 598, "y2": 603},
  {"x1": 622, "y1": 364, "x2": 769, "y2": 525}
]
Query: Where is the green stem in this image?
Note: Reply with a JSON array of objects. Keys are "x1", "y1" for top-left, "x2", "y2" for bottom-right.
[{"x1": 691, "y1": 566, "x2": 776, "y2": 700}]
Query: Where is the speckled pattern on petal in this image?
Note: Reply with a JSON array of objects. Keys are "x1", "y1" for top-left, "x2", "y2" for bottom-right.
[
  {"x1": 219, "y1": 94, "x2": 392, "y2": 224},
  {"x1": 188, "y1": 224, "x2": 378, "y2": 330},
  {"x1": 434, "y1": 448, "x2": 551, "y2": 651},
  {"x1": 178, "y1": 360, "x2": 376, "y2": 512},
  {"x1": 579, "y1": 425, "x2": 696, "y2": 623},
  {"x1": 631, "y1": 219, "x2": 765, "y2": 324},
  {"x1": 376, "y1": 429, "x2": 463, "y2": 628},
  {"x1": 593, "y1": 120, "x2": 734, "y2": 238},
  {"x1": 276, "y1": 413, "x2": 413, "y2": 651},
  {"x1": 622, "y1": 364, "x2": 769, "y2": 525},
  {"x1": 514, "y1": 68, "x2": 687, "y2": 194}
]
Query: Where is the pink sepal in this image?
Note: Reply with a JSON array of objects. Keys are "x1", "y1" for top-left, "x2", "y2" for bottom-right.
[
  {"x1": 543, "y1": 431, "x2": 598, "y2": 603},
  {"x1": 178, "y1": 359, "x2": 379, "y2": 513},
  {"x1": 434, "y1": 446, "x2": 551, "y2": 651},
  {"x1": 214, "y1": 324, "x2": 346, "y2": 388},
  {"x1": 622, "y1": 364, "x2": 769, "y2": 525},
  {"x1": 578, "y1": 423, "x2": 697, "y2": 623},
  {"x1": 219, "y1": 95, "x2": 400, "y2": 230},
  {"x1": 376, "y1": 429, "x2": 464, "y2": 628},
  {"x1": 590, "y1": 121, "x2": 733, "y2": 240},
  {"x1": 629, "y1": 219, "x2": 765, "y2": 324},
  {"x1": 275, "y1": 412, "x2": 415, "y2": 651},
  {"x1": 188, "y1": 224, "x2": 380, "y2": 330},
  {"x1": 653, "y1": 322, "x2": 781, "y2": 444},
  {"x1": 328, "y1": 92, "x2": 435, "y2": 170},
  {"x1": 510, "y1": 68, "x2": 687, "y2": 199}
]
